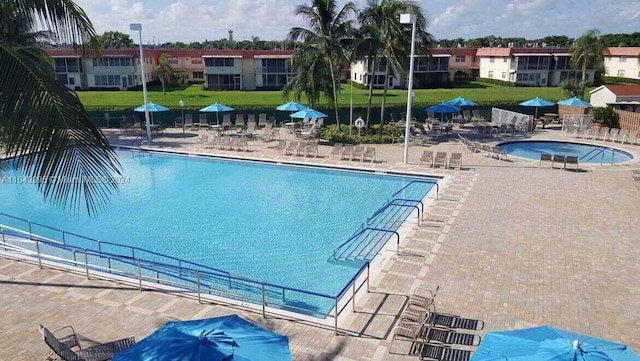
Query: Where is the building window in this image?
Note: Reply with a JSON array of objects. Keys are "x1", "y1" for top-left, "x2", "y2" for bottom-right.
[
  {"x1": 92, "y1": 58, "x2": 132, "y2": 67},
  {"x1": 503, "y1": 57, "x2": 508, "y2": 62},
  {"x1": 55, "y1": 58, "x2": 81, "y2": 73},
  {"x1": 56, "y1": 74, "x2": 68, "y2": 84},
  {"x1": 69, "y1": 77, "x2": 75, "y2": 85},
  {"x1": 193, "y1": 72, "x2": 204, "y2": 79},
  {"x1": 619, "y1": 56, "x2": 627, "y2": 63},
  {"x1": 455, "y1": 55, "x2": 465, "y2": 62},
  {"x1": 501, "y1": 72, "x2": 506, "y2": 79},
  {"x1": 489, "y1": 57, "x2": 495, "y2": 63},
  {"x1": 168, "y1": 57, "x2": 179, "y2": 64},
  {"x1": 488, "y1": 70, "x2": 494, "y2": 78},
  {"x1": 206, "y1": 74, "x2": 241, "y2": 90},
  {"x1": 204, "y1": 58, "x2": 234, "y2": 67},
  {"x1": 128, "y1": 75, "x2": 133, "y2": 86},
  {"x1": 191, "y1": 59, "x2": 202, "y2": 64},
  {"x1": 94, "y1": 74, "x2": 121, "y2": 86},
  {"x1": 261, "y1": 59, "x2": 287, "y2": 73},
  {"x1": 617, "y1": 70, "x2": 625, "y2": 77}
]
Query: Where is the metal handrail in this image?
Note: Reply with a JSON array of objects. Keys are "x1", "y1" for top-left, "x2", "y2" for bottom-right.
[
  {"x1": 333, "y1": 227, "x2": 401, "y2": 259},
  {"x1": 579, "y1": 146, "x2": 624, "y2": 165},
  {"x1": 391, "y1": 179, "x2": 439, "y2": 200},
  {"x1": 367, "y1": 198, "x2": 423, "y2": 225}
]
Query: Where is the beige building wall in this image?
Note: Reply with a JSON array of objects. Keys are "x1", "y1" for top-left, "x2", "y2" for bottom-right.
[
  {"x1": 478, "y1": 56, "x2": 510, "y2": 81},
  {"x1": 605, "y1": 56, "x2": 640, "y2": 80}
]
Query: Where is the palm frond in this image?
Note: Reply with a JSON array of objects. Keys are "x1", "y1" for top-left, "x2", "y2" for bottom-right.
[{"x1": 0, "y1": 42, "x2": 122, "y2": 215}]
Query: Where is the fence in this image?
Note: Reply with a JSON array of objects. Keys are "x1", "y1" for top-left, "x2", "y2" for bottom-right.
[
  {"x1": 617, "y1": 109, "x2": 640, "y2": 134},
  {"x1": 490, "y1": 107, "x2": 533, "y2": 131},
  {"x1": 562, "y1": 114, "x2": 592, "y2": 132}
]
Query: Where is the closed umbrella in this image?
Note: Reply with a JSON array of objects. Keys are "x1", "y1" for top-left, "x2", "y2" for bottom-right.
[
  {"x1": 113, "y1": 314, "x2": 292, "y2": 361},
  {"x1": 519, "y1": 97, "x2": 555, "y2": 118},
  {"x1": 199, "y1": 102, "x2": 234, "y2": 125},
  {"x1": 470, "y1": 325, "x2": 640, "y2": 361}
]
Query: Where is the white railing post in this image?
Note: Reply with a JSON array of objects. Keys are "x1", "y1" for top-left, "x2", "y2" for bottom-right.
[
  {"x1": 261, "y1": 284, "x2": 266, "y2": 317},
  {"x1": 196, "y1": 271, "x2": 201, "y2": 304},
  {"x1": 334, "y1": 297, "x2": 339, "y2": 335},
  {"x1": 35, "y1": 239, "x2": 42, "y2": 269},
  {"x1": 137, "y1": 259, "x2": 142, "y2": 290},
  {"x1": 84, "y1": 249, "x2": 90, "y2": 279}
]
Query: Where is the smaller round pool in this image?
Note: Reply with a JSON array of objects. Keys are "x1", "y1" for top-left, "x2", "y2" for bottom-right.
[{"x1": 498, "y1": 141, "x2": 633, "y2": 164}]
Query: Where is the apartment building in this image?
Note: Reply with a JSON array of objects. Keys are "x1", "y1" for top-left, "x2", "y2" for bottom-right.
[
  {"x1": 476, "y1": 47, "x2": 594, "y2": 86},
  {"x1": 604, "y1": 47, "x2": 640, "y2": 80}
]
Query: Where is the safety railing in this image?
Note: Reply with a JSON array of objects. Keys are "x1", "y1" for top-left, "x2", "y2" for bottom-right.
[
  {"x1": 579, "y1": 147, "x2": 627, "y2": 165},
  {"x1": 0, "y1": 218, "x2": 370, "y2": 335},
  {"x1": 391, "y1": 179, "x2": 439, "y2": 200},
  {"x1": 332, "y1": 227, "x2": 401, "y2": 261}
]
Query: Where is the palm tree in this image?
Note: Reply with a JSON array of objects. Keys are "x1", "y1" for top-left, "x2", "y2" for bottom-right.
[
  {"x1": 288, "y1": 0, "x2": 357, "y2": 126},
  {"x1": 570, "y1": 28, "x2": 605, "y2": 84},
  {"x1": 283, "y1": 43, "x2": 332, "y2": 108},
  {"x1": 359, "y1": 0, "x2": 433, "y2": 123},
  {"x1": 154, "y1": 53, "x2": 176, "y2": 94},
  {"x1": 0, "y1": 0, "x2": 122, "y2": 215},
  {"x1": 352, "y1": 24, "x2": 383, "y2": 125}
]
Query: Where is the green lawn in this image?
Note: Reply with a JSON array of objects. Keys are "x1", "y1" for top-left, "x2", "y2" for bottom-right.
[{"x1": 77, "y1": 82, "x2": 576, "y2": 111}]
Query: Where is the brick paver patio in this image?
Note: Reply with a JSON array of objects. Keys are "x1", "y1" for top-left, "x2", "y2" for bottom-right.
[{"x1": 1, "y1": 124, "x2": 639, "y2": 360}]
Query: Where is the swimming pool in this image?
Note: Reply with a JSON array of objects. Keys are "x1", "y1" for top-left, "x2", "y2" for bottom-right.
[
  {"x1": 498, "y1": 141, "x2": 633, "y2": 164},
  {"x1": 0, "y1": 150, "x2": 436, "y2": 315}
]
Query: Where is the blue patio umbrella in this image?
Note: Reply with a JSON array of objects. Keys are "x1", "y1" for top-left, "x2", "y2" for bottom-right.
[
  {"x1": 200, "y1": 102, "x2": 235, "y2": 125},
  {"x1": 425, "y1": 102, "x2": 461, "y2": 121},
  {"x1": 113, "y1": 314, "x2": 292, "y2": 361},
  {"x1": 134, "y1": 102, "x2": 169, "y2": 125},
  {"x1": 445, "y1": 96, "x2": 477, "y2": 107},
  {"x1": 519, "y1": 96, "x2": 555, "y2": 118},
  {"x1": 470, "y1": 325, "x2": 640, "y2": 361},
  {"x1": 558, "y1": 97, "x2": 592, "y2": 107},
  {"x1": 289, "y1": 107, "x2": 328, "y2": 119},
  {"x1": 276, "y1": 101, "x2": 306, "y2": 112}
]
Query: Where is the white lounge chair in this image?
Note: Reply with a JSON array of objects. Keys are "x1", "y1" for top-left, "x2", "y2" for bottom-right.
[
  {"x1": 330, "y1": 143, "x2": 343, "y2": 159},
  {"x1": 351, "y1": 145, "x2": 366, "y2": 161},
  {"x1": 433, "y1": 152, "x2": 447, "y2": 168},
  {"x1": 613, "y1": 129, "x2": 628, "y2": 143},
  {"x1": 448, "y1": 152, "x2": 462, "y2": 169},
  {"x1": 421, "y1": 150, "x2": 433, "y2": 167},
  {"x1": 363, "y1": 147, "x2": 376, "y2": 162},
  {"x1": 341, "y1": 144, "x2": 354, "y2": 160},
  {"x1": 604, "y1": 128, "x2": 619, "y2": 142},
  {"x1": 273, "y1": 139, "x2": 286, "y2": 153}
]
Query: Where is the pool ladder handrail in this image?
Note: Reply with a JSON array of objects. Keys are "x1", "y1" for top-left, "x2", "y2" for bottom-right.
[
  {"x1": 580, "y1": 146, "x2": 624, "y2": 165},
  {"x1": 333, "y1": 226, "x2": 401, "y2": 259},
  {"x1": 366, "y1": 198, "x2": 423, "y2": 226},
  {"x1": 392, "y1": 180, "x2": 439, "y2": 200}
]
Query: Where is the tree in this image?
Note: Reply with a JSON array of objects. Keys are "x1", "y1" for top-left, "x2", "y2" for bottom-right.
[
  {"x1": 0, "y1": 0, "x2": 121, "y2": 215},
  {"x1": 560, "y1": 80, "x2": 586, "y2": 99},
  {"x1": 283, "y1": 43, "x2": 333, "y2": 108},
  {"x1": 359, "y1": 0, "x2": 433, "y2": 123},
  {"x1": 96, "y1": 31, "x2": 133, "y2": 48},
  {"x1": 352, "y1": 23, "x2": 383, "y2": 125},
  {"x1": 289, "y1": 0, "x2": 357, "y2": 126},
  {"x1": 570, "y1": 28, "x2": 605, "y2": 84},
  {"x1": 154, "y1": 53, "x2": 176, "y2": 94}
]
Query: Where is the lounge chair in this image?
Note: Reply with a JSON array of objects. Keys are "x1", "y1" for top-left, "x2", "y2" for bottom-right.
[
  {"x1": 351, "y1": 145, "x2": 366, "y2": 161},
  {"x1": 268, "y1": 127, "x2": 280, "y2": 141},
  {"x1": 40, "y1": 324, "x2": 135, "y2": 361},
  {"x1": 247, "y1": 113, "x2": 256, "y2": 124},
  {"x1": 490, "y1": 146, "x2": 508, "y2": 160},
  {"x1": 240, "y1": 122, "x2": 256, "y2": 138},
  {"x1": 184, "y1": 114, "x2": 194, "y2": 130},
  {"x1": 420, "y1": 343, "x2": 472, "y2": 361},
  {"x1": 582, "y1": 127, "x2": 596, "y2": 139},
  {"x1": 258, "y1": 113, "x2": 267, "y2": 127},
  {"x1": 295, "y1": 140, "x2": 308, "y2": 156},
  {"x1": 605, "y1": 128, "x2": 619, "y2": 142},
  {"x1": 409, "y1": 285, "x2": 440, "y2": 310},
  {"x1": 174, "y1": 116, "x2": 184, "y2": 130},
  {"x1": 448, "y1": 152, "x2": 462, "y2": 169},
  {"x1": 200, "y1": 134, "x2": 212, "y2": 148},
  {"x1": 235, "y1": 114, "x2": 245, "y2": 129},
  {"x1": 363, "y1": 147, "x2": 376, "y2": 162},
  {"x1": 305, "y1": 140, "x2": 319, "y2": 157},
  {"x1": 235, "y1": 136, "x2": 249, "y2": 151},
  {"x1": 428, "y1": 312, "x2": 485, "y2": 331},
  {"x1": 421, "y1": 150, "x2": 434, "y2": 167},
  {"x1": 539, "y1": 153, "x2": 553, "y2": 168},
  {"x1": 596, "y1": 126, "x2": 610, "y2": 141},
  {"x1": 330, "y1": 143, "x2": 344, "y2": 159},
  {"x1": 285, "y1": 140, "x2": 298, "y2": 155},
  {"x1": 613, "y1": 128, "x2": 628, "y2": 143},
  {"x1": 565, "y1": 155, "x2": 579, "y2": 170},
  {"x1": 471, "y1": 109, "x2": 484, "y2": 122},
  {"x1": 462, "y1": 109, "x2": 472, "y2": 124},
  {"x1": 258, "y1": 123, "x2": 273, "y2": 140},
  {"x1": 301, "y1": 123, "x2": 317, "y2": 139},
  {"x1": 341, "y1": 144, "x2": 354, "y2": 160},
  {"x1": 552, "y1": 154, "x2": 566, "y2": 169},
  {"x1": 424, "y1": 326, "x2": 482, "y2": 346},
  {"x1": 273, "y1": 139, "x2": 286, "y2": 153},
  {"x1": 198, "y1": 114, "x2": 209, "y2": 131},
  {"x1": 221, "y1": 114, "x2": 232, "y2": 128},
  {"x1": 391, "y1": 323, "x2": 423, "y2": 355},
  {"x1": 433, "y1": 152, "x2": 447, "y2": 168},
  {"x1": 623, "y1": 130, "x2": 638, "y2": 145}
]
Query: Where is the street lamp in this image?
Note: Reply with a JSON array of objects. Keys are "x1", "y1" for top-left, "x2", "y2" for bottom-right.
[
  {"x1": 400, "y1": 13, "x2": 417, "y2": 164},
  {"x1": 178, "y1": 100, "x2": 185, "y2": 136},
  {"x1": 130, "y1": 23, "x2": 152, "y2": 144}
]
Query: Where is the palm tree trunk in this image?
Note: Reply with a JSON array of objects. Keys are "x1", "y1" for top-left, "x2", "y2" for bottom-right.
[
  {"x1": 581, "y1": 60, "x2": 587, "y2": 83},
  {"x1": 328, "y1": 58, "x2": 340, "y2": 130},
  {"x1": 379, "y1": 61, "x2": 391, "y2": 124},
  {"x1": 366, "y1": 57, "x2": 375, "y2": 126}
]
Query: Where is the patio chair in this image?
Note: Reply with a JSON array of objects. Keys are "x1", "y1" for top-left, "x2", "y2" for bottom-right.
[
  {"x1": 424, "y1": 326, "x2": 482, "y2": 346},
  {"x1": 184, "y1": 114, "x2": 194, "y2": 130},
  {"x1": 363, "y1": 147, "x2": 376, "y2": 162},
  {"x1": 391, "y1": 323, "x2": 423, "y2": 355},
  {"x1": 235, "y1": 114, "x2": 245, "y2": 128},
  {"x1": 623, "y1": 130, "x2": 638, "y2": 145},
  {"x1": 409, "y1": 285, "x2": 440, "y2": 310},
  {"x1": 247, "y1": 113, "x2": 256, "y2": 124},
  {"x1": 296, "y1": 140, "x2": 308, "y2": 156},
  {"x1": 240, "y1": 122, "x2": 256, "y2": 138},
  {"x1": 268, "y1": 127, "x2": 281, "y2": 141},
  {"x1": 341, "y1": 144, "x2": 354, "y2": 160},
  {"x1": 462, "y1": 110, "x2": 472, "y2": 124},
  {"x1": 490, "y1": 146, "x2": 508, "y2": 160},
  {"x1": 582, "y1": 127, "x2": 596, "y2": 139},
  {"x1": 400, "y1": 307, "x2": 431, "y2": 326},
  {"x1": 285, "y1": 141, "x2": 298, "y2": 155},
  {"x1": 351, "y1": 145, "x2": 366, "y2": 161},
  {"x1": 421, "y1": 150, "x2": 434, "y2": 167},
  {"x1": 200, "y1": 134, "x2": 212, "y2": 149},
  {"x1": 565, "y1": 155, "x2": 579, "y2": 170},
  {"x1": 539, "y1": 153, "x2": 553, "y2": 168},
  {"x1": 221, "y1": 114, "x2": 232, "y2": 128},
  {"x1": 40, "y1": 324, "x2": 136, "y2": 361},
  {"x1": 471, "y1": 109, "x2": 484, "y2": 122},
  {"x1": 235, "y1": 136, "x2": 249, "y2": 152},
  {"x1": 433, "y1": 152, "x2": 447, "y2": 168},
  {"x1": 301, "y1": 123, "x2": 317, "y2": 139},
  {"x1": 448, "y1": 152, "x2": 462, "y2": 169},
  {"x1": 258, "y1": 113, "x2": 267, "y2": 127},
  {"x1": 273, "y1": 139, "x2": 286, "y2": 153},
  {"x1": 552, "y1": 154, "x2": 566, "y2": 169},
  {"x1": 258, "y1": 123, "x2": 273, "y2": 140},
  {"x1": 596, "y1": 126, "x2": 610, "y2": 141},
  {"x1": 330, "y1": 143, "x2": 344, "y2": 159},
  {"x1": 174, "y1": 116, "x2": 184, "y2": 130},
  {"x1": 305, "y1": 140, "x2": 319, "y2": 157}
]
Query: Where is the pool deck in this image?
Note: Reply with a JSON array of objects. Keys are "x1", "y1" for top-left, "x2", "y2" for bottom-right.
[{"x1": 2, "y1": 124, "x2": 640, "y2": 360}]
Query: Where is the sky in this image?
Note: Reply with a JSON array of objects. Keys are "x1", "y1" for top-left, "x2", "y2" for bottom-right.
[{"x1": 74, "y1": 0, "x2": 640, "y2": 45}]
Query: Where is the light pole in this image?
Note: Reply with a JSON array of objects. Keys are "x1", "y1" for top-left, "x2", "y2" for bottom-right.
[
  {"x1": 400, "y1": 13, "x2": 417, "y2": 164},
  {"x1": 130, "y1": 23, "x2": 152, "y2": 144},
  {"x1": 179, "y1": 100, "x2": 185, "y2": 136}
]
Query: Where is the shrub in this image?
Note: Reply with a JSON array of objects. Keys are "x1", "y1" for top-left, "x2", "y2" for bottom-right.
[{"x1": 318, "y1": 124, "x2": 403, "y2": 144}]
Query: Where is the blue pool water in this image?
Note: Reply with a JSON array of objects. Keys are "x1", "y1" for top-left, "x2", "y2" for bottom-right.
[
  {"x1": 0, "y1": 150, "x2": 435, "y2": 313},
  {"x1": 498, "y1": 141, "x2": 633, "y2": 164}
]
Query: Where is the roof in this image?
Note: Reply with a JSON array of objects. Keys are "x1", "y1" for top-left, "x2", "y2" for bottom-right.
[
  {"x1": 606, "y1": 47, "x2": 640, "y2": 56},
  {"x1": 44, "y1": 48, "x2": 293, "y2": 59},
  {"x1": 590, "y1": 84, "x2": 640, "y2": 97},
  {"x1": 476, "y1": 47, "x2": 570, "y2": 57}
]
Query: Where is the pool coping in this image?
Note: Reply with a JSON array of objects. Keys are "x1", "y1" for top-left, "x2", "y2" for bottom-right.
[{"x1": 496, "y1": 139, "x2": 637, "y2": 165}]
